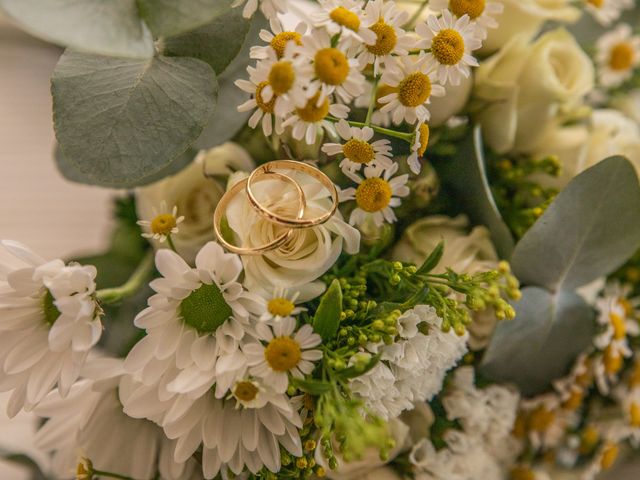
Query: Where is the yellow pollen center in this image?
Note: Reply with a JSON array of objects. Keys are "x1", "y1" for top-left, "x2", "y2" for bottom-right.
[
  {"x1": 432, "y1": 28, "x2": 465, "y2": 66},
  {"x1": 234, "y1": 381, "x2": 259, "y2": 402},
  {"x1": 343, "y1": 138, "x2": 375, "y2": 164},
  {"x1": 510, "y1": 467, "x2": 535, "y2": 480},
  {"x1": 630, "y1": 402, "x2": 640, "y2": 427},
  {"x1": 449, "y1": 0, "x2": 486, "y2": 19},
  {"x1": 255, "y1": 81, "x2": 276, "y2": 114},
  {"x1": 610, "y1": 312, "x2": 626, "y2": 340},
  {"x1": 588, "y1": 0, "x2": 604, "y2": 7},
  {"x1": 630, "y1": 361, "x2": 640, "y2": 387},
  {"x1": 268, "y1": 297, "x2": 295, "y2": 317},
  {"x1": 330, "y1": 7, "x2": 361, "y2": 31},
  {"x1": 417, "y1": 123, "x2": 430, "y2": 156},
  {"x1": 398, "y1": 72, "x2": 432, "y2": 107},
  {"x1": 296, "y1": 93, "x2": 330, "y2": 123},
  {"x1": 355, "y1": 177, "x2": 392, "y2": 213},
  {"x1": 375, "y1": 84, "x2": 398, "y2": 108},
  {"x1": 600, "y1": 443, "x2": 619, "y2": 470},
  {"x1": 269, "y1": 61, "x2": 295, "y2": 95},
  {"x1": 270, "y1": 31, "x2": 302, "y2": 59},
  {"x1": 604, "y1": 345, "x2": 623, "y2": 375},
  {"x1": 529, "y1": 407, "x2": 555, "y2": 432},
  {"x1": 315, "y1": 48, "x2": 350, "y2": 85},
  {"x1": 151, "y1": 213, "x2": 177, "y2": 235},
  {"x1": 367, "y1": 20, "x2": 397, "y2": 56},
  {"x1": 580, "y1": 426, "x2": 600, "y2": 454},
  {"x1": 609, "y1": 42, "x2": 635, "y2": 71},
  {"x1": 562, "y1": 389, "x2": 585, "y2": 411},
  {"x1": 265, "y1": 336, "x2": 302, "y2": 371},
  {"x1": 619, "y1": 298, "x2": 634, "y2": 316}
]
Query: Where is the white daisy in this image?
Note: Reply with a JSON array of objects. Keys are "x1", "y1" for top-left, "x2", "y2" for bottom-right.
[
  {"x1": 379, "y1": 55, "x2": 446, "y2": 125},
  {"x1": 340, "y1": 163, "x2": 410, "y2": 227},
  {"x1": 236, "y1": 66, "x2": 285, "y2": 138},
  {"x1": 322, "y1": 119, "x2": 393, "y2": 173},
  {"x1": 585, "y1": 0, "x2": 634, "y2": 26},
  {"x1": 251, "y1": 18, "x2": 307, "y2": 60},
  {"x1": 596, "y1": 24, "x2": 640, "y2": 88},
  {"x1": 428, "y1": 0, "x2": 504, "y2": 39},
  {"x1": 137, "y1": 201, "x2": 184, "y2": 243},
  {"x1": 593, "y1": 283, "x2": 640, "y2": 351},
  {"x1": 258, "y1": 285, "x2": 309, "y2": 323},
  {"x1": 296, "y1": 28, "x2": 366, "y2": 104},
  {"x1": 407, "y1": 122, "x2": 431, "y2": 174},
  {"x1": 313, "y1": 0, "x2": 377, "y2": 45},
  {"x1": 231, "y1": 0, "x2": 286, "y2": 19},
  {"x1": 243, "y1": 317, "x2": 322, "y2": 393},
  {"x1": 281, "y1": 92, "x2": 350, "y2": 144},
  {"x1": 415, "y1": 10, "x2": 482, "y2": 86},
  {"x1": 357, "y1": 0, "x2": 414, "y2": 74},
  {"x1": 0, "y1": 240, "x2": 102, "y2": 418},
  {"x1": 354, "y1": 81, "x2": 399, "y2": 127}
]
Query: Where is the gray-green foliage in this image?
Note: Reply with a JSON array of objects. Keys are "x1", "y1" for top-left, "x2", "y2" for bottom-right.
[
  {"x1": 137, "y1": 0, "x2": 236, "y2": 38},
  {"x1": 482, "y1": 157, "x2": 640, "y2": 395}
]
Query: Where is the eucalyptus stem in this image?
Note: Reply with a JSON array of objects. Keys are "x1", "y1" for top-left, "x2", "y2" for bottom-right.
[
  {"x1": 326, "y1": 116, "x2": 413, "y2": 142},
  {"x1": 92, "y1": 469, "x2": 135, "y2": 480},
  {"x1": 365, "y1": 76, "x2": 380, "y2": 126},
  {"x1": 96, "y1": 251, "x2": 154, "y2": 305}
]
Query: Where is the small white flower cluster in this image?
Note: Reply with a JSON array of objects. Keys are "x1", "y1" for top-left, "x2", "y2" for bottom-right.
[{"x1": 596, "y1": 23, "x2": 640, "y2": 88}]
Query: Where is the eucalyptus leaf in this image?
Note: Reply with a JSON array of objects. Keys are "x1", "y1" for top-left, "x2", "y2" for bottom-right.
[
  {"x1": 313, "y1": 279, "x2": 343, "y2": 342},
  {"x1": 0, "y1": 0, "x2": 153, "y2": 59},
  {"x1": 52, "y1": 51, "x2": 217, "y2": 188},
  {"x1": 511, "y1": 157, "x2": 640, "y2": 292},
  {"x1": 481, "y1": 286, "x2": 595, "y2": 396},
  {"x1": 137, "y1": 0, "x2": 235, "y2": 38}
]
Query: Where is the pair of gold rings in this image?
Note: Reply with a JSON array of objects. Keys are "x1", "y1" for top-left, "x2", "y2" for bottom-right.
[{"x1": 213, "y1": 160, "x2": 338, "y2": 255}]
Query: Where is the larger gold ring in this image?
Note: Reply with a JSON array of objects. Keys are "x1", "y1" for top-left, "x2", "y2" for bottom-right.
[
  {"x1": 246, "y1": 160, "x2": 338, "y2": 228},
  {"x1": 213, "y1": 172, "x2": 306, "y2": 255}
]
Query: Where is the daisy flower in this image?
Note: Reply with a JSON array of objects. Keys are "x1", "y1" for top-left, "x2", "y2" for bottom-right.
[
  {"x1": 313, "y1": 0, "x2": 376, "y2": 45},
  {"x1": 585, "y1": 0, "x2": 634, "y2": 26},
  {"x1": 340, "y1": 163, "x2": 410, "y2": 227},
  {"x1": 354, "y1": 82, "x2": 398, "y2": 127},
  {"x1": 428, "y1": 0, "x2": 504, "y2": 39},
  {"x1": 415, "y1": 9, "x2": 482, "y2": 86},
  {"x1": 251, "y1": 18, "x2": 307, "y2": 60},
  {"x1": 231, "y1": 0, "x2": 286, "y2": 19},
  {"x1": 0, "y1": 240, "x2": 102, "y2": 417},
  {"x1": 357, "y1": 0, "x2": 414, "y2": 74},
  {"x1": 378, "y1": 54, "x2": 446, "y2": 125},
  {"x1": 322, "y1": 119, "x2": 393, "y2": 173},
  {"x1": 596, "y1": 24, "x2": 640, "y2": 88},
  {"x1": 243, "y1": 317, "x2": 322, "y2": 393},
  {"x1": 407, "y1": 122, "x2": 431, "y2": 174},
  {"x1": 259, "y1": 286, "x2": 309, "y2": 323},
  {"x1": 281, "y1": 92, "x2": 350, "y2": 145},
  {"x1": 137, "y1": 201, "x2": 184, "y2": 243},
  {"x1": 594, "y1": 283, "x2": 640, "y2": 350},
  {"x1": 236, "y1": 65, "x2": 286, "y2": 138}
]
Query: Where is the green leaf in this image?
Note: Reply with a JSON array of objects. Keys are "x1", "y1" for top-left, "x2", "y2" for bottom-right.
[
  {"x1": 481, "y1": 287, "x2": 596, "y2": 396},
  {"x1": 291, "y1": 377, "x2": 332, "y2": 395},
  {"x1": 511, "y1": 157, "x2": 640, "y2": 291},
  {"x1": 0, "y1": 0, "x2": 153, "y2": 59},
  {"x1": 313, "y1": 280, "x2": 343, "y2": 342},
  {"x1": 52, "y1": 51, "x2": 217, "y2": 188},
  {"x1": 416, "y1": 241, "x2": 444, "y2": 275},
  {"x1": 164, "y1": 6, "x2": 250, "y2": 74},
  {"x1": 137, "y1": 0, "x2": 235, "y2": 38}
]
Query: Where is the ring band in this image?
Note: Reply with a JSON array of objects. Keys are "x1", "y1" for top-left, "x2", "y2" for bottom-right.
[
  {"x1": 246, "y1": 160, "x2": 338, "y2": 228},
  {"x1": 213, "y1": 172, "x2": 306, "y2": 255}
]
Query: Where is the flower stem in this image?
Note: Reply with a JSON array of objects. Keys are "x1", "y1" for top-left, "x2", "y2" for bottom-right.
[
  {"x1": 326, "y1": 116, "x2": 413, "y2": 142},
  {"x1": 365, "y1": 76, "x2": 380, "y2": 126},
  {"x1": 166, "y1": 235, "x2": 178, "y2": 254},
  {"x1": 407, "y1": 0, "x2": 429, "y2": 28},
  {"x1": 96, "y1": 251, "x2": 154, "y2": 305},
  {"x1": 92, "y1": 469, "x2": 135, "y2": 480}
]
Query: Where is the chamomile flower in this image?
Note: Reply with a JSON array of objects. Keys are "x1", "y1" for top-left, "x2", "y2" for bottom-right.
[
  {"x1": 313, "y1": 0, "x2": 376, "y2": 45},
  {"x1": 596, "y1": 24, "x2": 640, "y2": 88},
  {"x1": 236, "y1": 68, "x2": 285, "y2": 137},
  {"x1": 428, "y1": 0, "x2": 504, "y2": 39},
  {"x1": 137, "y1": 201, "x2": 184, "y2": 243},
  {"x1": 354, "y1": 82, "x2": 398, "y2": 127},
  {"x1": 251, "y1": 53, "x2": 307, "y2": 117},
  {"x1": 340, "y1": 163, "x2": 410, "y2": 227},
  {"x1": 379, "y1": 55, "x2": 446, "y2": 125},
  {"x1": 357, "y1": 0, "x2": 413, "y2": 74},
  {"x1": 593, "y1": 283, "x2": 640, "y2": 350},
  {"x1": 407, "y1": 122, "x2": 431, "y2": 174},
  {"x1": 243, "y1": 317, "x2": 322, "y2": 393},
  {"x1": 231, "y1": 0, "x2": 286, "y2": 19},
  {"x1": 322, "y1": 119, "x2": 393, "y2": 173},
  {"x1": 281, "y1": 92, "x2": 350, "y2": 145},
  {"x1": 251, "y1": 18, "x2": 307, "y2": 60},
  {"x1": 415, "y1": 10, "x2": 482, "y2": 86},
  {"x1": 594, "y1": 340, "x2": 631, "y2": 394},
  {"x1": 259, "y1": 286, "x2": 309, "y2": 323},
  {"x1": 585, "y1": 0, "x2": 634, "y2": 26}
]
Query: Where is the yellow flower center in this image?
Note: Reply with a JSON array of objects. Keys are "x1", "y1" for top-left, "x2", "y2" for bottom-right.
[
  {"x1": 449, "y1": 0, "x2": 486, "y2": 19},
  {"x1": 367, "y1": 20, "x2": 397, "y2": 56},
  {"x1": 315, "y1": 48, "x2": 350, "y2": 86},
  {"x1": 255, "y1": 81, "x2": 276, "y2": 114},
  {"x1": 268, "y1": 297, "x2": 296, "y2": 317},
  {"x1": 330, "y1": 6, "x2": 361, "y2": 31},
  {"x1": 510, "y1": 467, "x2": 535, "y2": 480},
  {"x1": 609, "y1": 42, "x2": 635, "y2": 71},
  {"x1": 151, "y1": 213, "x2": 177, "y2": 235},
  {"x1": 600, "y1": 443, "x2": 619, "y2": 470},
  {"x1": 604, "y1": 345, "x2": 623, "y2": 375},
  {"x1": 630, "y1": 402, "x2": 640, "y2": 427},
  {"x1": 562, "y1": 389, "x2": 584, "y2": 411},
  {"x1": 355, "y1": 177, "x2": 392, "y2": 213},
  {"x1": 417, "y1": 123, "x2": 430, "y2": 156},
  {"x1": 271, "y1": 31, "x2": 303, "y2": 59},
  {"x1": 265, "y1": 336, "x2": 302, "y2": 371},
  {"x1": 269, "y1": 61, "x2": 295, "y2": 95},
  {"x1": 529, "y1": 407, "x2": 555, "y2": 432},
  {"x1": 512, "y1": 412, "x2": 527, "y2": 439},
  {"x1": 619, "y1": 297, "x2": 634, "y2": 316},
  {"x1": 375, "y1": 83, "x2": 398, "y2": 108},
  {"x1": 76, "y1": 458, "x2": 93, "y2": 480},
  {"x1": 610, "y1": 312, "x2": 626, "y2": 340},
  {"x1": 398, "y1": 72, "x2": 432, "y2": 107},
  {"x1": 432, "y1": 28, "x2": 465, "y2": 66},
  {"x1": 343, "y1": 138, "x2": 375, "y2": 164},
  {"x1": 580, "y1": 426, "x2": 600, "y2": 454},
  {"x1": 296, "y1": 93, "x2": 330, "y2": 123},
  {"x1": 234, "y1": 381, "x2": 259, "y2": 402},
  {"x1": 588, "y1": 0, "x2": 604, "y2": 7},
  {"x1": 629, "y1": 361, "x2": 640, "y2": 387}
]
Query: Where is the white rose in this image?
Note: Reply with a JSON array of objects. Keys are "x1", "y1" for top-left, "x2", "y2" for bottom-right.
[
  {"x1": 612, "y1": 89, "x2": 640, "y2": 126},
  {"x1": 136, "y1": 143, "x2": 254, "y2": 264},
  {"x1": 428, "y1": 73, "x2": 473, "y2": 127},
  {"x1": 475, "y1": 29, "x2": 594, "y2": 154}
]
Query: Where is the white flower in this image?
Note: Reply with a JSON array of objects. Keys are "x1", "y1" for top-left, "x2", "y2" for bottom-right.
[
  {"x1": 357, "y1": 0, "x2": 413, "y2": 74},
  {"x1": 137, "y1": 201, "x2": 184, "y2": 243},
  {"x1": 244, "y1": 317, "x2": 322, "y2": 393},
  {"x1": 282, "y1": 92, "x2": 350, "y2": 145},
  {"x1": 415, "y1": 10, "x2": 482, "y2": 86},
  {"x1": 322, "y1": 119, "x2": 393, "y2": 173},
  {"x1": 258, "y1": 285, "x2": 311, "y2": 323},
  {"x1": 379, "y1": 55, "x2": 446, "y2": 125},
  {"x1": 340, "y1": 163, "x2": 410, "y2": 228},
  {"x1": 593, "y1": 283, "x2": 640, "y2": 351},
  {"x1": 0, "y1": 240, "x2": 101, "y2": 417},
  {"x1": 251, "y1": 18, "x2": 307, "y2": 60},
  {"x1": 313, "y1": 0, "x2": 376, "y2": 45},
  {"x1": 236, "y1": 66, "x2": 285, "y2": 138},
  {"x1": 232, "y1": 0, "x2": 286, "y2": 19},
  {"x1": 350, "y1": 305, "x2": 468, "y2": 419},
  {"x1": 428, "y1": 0, "x2": 504, "y2": 39},
  {"x1": 407, "y1": 123, "x2": 430, "y2": 174},
  {"x1": 596, "y1": 24, "x2": 640, "y2": 88},
  {"x1": 585, "y1": 0, "x2": 634, "y2": 26}
]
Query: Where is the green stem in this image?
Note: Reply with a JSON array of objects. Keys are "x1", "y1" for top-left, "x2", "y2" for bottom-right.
[
  {"x1": 365, "y1": 76, "x2": 380, "y2": 126},
  {"x1": 326, "y1": 116, "x2": 413, "y2": 142},
  {"x1": 406, "y1": 0, "x2": 429, "y2": 28},
  {"x1": 96, "y1": 251, "x2": 154, "y2": 305},
  {"x1": 166, "y1": 235, "x2": 178, "y2": 254},
  {"x1": 93, "y1": 469, "x2": 135, "y2": 480}
]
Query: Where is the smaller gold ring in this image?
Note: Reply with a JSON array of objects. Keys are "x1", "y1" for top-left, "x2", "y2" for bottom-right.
[
  {"x1": 213, "y1": 172, "x2": 306, "y2": 255},
  {"x1": 246, "y1": 160, "x2": 338, "y2": 228}
]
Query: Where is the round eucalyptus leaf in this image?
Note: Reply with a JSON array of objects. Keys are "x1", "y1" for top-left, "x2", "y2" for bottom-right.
[{"x1": 137, "y1": 0, "x2": 235, "y2": 38}]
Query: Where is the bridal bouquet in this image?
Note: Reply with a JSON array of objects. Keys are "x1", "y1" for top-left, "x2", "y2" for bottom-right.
[{"x1": 2, "y1": 0, "x2": 640, "y2": 479}]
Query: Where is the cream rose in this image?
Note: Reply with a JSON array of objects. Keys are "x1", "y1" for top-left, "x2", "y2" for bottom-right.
[
  {"x1": 136, "y1": 143, "x2": 254, "y2": 264},
  {"x1": 612, "y1": 90, "x2": 640, "y2": 126},
  {"x1": 475, "y1": 29, "x2": 594, "y2": 154}
]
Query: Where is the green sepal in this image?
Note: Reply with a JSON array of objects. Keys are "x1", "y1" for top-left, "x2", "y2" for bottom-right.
[{"x1": 313, "y1": 279, "x2": 343, "y2": 342}]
